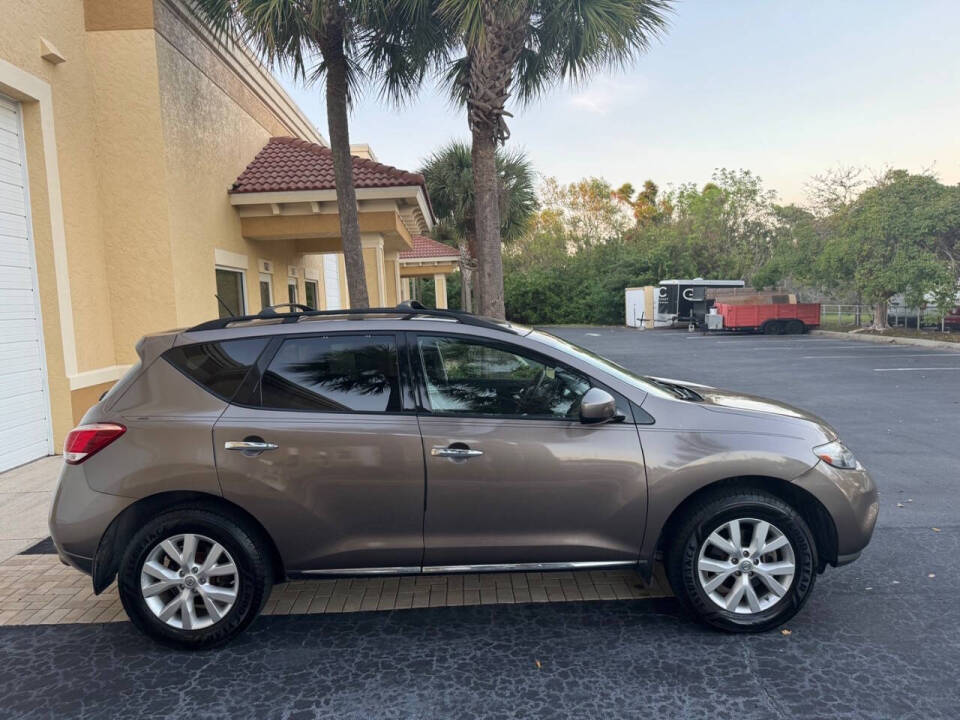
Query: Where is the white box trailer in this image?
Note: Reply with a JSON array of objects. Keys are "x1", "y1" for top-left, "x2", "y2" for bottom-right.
[{"x1": 625, "y1": 286, "x2": 656, "y2": 328}]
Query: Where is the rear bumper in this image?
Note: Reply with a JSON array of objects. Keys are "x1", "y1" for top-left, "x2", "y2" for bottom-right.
[
  {"x1": 57, "y1": 548, "x2": 93, "y2": 575},
  {"x1": 48, "y1": 463, "x2": 135, "y2": 577},
  {"x1": 792, "y1": 460, "x2": 878, "y2": 562}
]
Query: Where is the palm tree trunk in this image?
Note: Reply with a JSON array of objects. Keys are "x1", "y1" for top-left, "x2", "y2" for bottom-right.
[
  {"x1": 323, "y1": 41, "x2": 369, "y2": 309},
  {"x1": 458, "y1": 239, "x2": 473, "y2": 312},
  {"x1": 471, "y1": 127, "x2": 504, "y2": 318}
]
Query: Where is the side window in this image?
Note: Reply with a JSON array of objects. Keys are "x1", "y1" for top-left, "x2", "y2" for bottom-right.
[
  {"x1": 260, "y1": 335, "x2": 400, "y2": 413},
  {"x1": 417, "y1": 336, "x2": 591, "y2": 418},
  {"x1": 164, "y1": 338, "x2": 268, "y2": 400}
]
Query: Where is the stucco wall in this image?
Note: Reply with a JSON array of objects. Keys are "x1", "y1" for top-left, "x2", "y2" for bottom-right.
[
  {"x1": 155, "y1": 33, "x2": 329, "y2": 324},
  {"x1": 87, "y1": 29, "x2": 179, "y2": 366},
  {"x1": 0, "y1": 0, "x2": 340, "y2": 446},
  {"x1": 0, "y1": 0, "x2": 115, "y2": 447}
]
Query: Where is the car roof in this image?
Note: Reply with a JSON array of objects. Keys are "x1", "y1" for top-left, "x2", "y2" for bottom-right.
[{"x1": 179, "y1": 304, "x2": 531, "y2": 344}]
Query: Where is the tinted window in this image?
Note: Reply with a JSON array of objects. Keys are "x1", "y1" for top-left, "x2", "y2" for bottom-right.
[
  {"x1": 260, "y1": 335, "x2": 400, "y2": 412},
  {"x1": 165, "y1": 339, "x2": 268, "y2": 400},
  {"x1": 417, "y1": 336, "x2": 590, "y2": 418},
  {"x1": 215, "y1": 268, "x2": 245, "y2": 318}
]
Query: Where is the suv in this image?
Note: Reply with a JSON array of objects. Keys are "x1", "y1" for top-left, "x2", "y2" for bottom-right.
[{"x1": 50, "y1": 303, "x2": 878, "y2": 648}]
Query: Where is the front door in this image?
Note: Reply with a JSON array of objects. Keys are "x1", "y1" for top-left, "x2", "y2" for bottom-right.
[
  {"x1": 413, "y1": 333, "x2": 647, "y2": 568},
  {"x1": 214, "y1": 332, "x2": 424, "y2": 572}
]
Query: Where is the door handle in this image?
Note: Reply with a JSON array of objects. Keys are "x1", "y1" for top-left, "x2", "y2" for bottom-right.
[
  {"x1": 225, "y1": 440, "x2": 279, "y2": 452},
  {"x1": 431, "y1": 446, "x2": 483, "y2": 459}
]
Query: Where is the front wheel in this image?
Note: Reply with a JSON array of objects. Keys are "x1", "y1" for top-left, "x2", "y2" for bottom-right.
[
  {"x1": 118, "y1": 508, "x2": 272, "y2": 649},
  {"x1": 666, "y1": 490, "x2": 817, "y2": 632}
]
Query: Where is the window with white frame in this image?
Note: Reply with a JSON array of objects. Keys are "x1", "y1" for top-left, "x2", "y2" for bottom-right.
[
  {"x1": 304, "y1": 279, "x2": 319, "y2": 309},
  {"x1": 288, "y1": 277, "x2": 299, "y2": 305},
  {"x1": 259, "y1": 272, "x2": 273, "y2": 310},
  {"x1": 215, "y1": 267, "x2": 246, "y2": 318}
]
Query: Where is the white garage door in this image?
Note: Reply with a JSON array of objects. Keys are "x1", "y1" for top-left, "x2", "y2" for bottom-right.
[
  {"x1": 323, "y1": 253, "x2": 342, "y2": 310},
  {"x1": 0, "y1": 95, "x2": 52, "y2": 472}
]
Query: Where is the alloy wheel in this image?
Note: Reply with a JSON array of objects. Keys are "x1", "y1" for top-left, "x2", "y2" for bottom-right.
[
  {"x1": 140, "y1": 533, "x2": 239, "y2": 630},
  {"x1": 697, "y1": 517, "x2": 796, "y2": 614}
]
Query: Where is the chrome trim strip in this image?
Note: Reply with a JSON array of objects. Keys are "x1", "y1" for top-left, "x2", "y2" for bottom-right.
[
  {"x1": 421, "y1": 560, "x2": 636, "y2": 574},
  {"x1": 302, "y1": 566, "x2": 421, "y2": 576},
  {"x1": 300, "y1": 561, "x2": 637, "y2": 577}
]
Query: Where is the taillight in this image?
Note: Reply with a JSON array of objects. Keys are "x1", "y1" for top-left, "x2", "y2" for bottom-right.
[{"x1": 64, "y1": 423, "x2": 126, "y2": 464}]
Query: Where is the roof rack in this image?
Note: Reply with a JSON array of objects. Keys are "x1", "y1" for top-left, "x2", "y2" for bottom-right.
[{"x1": 187, "y1": 300, "x2": 518, "y2": 334}]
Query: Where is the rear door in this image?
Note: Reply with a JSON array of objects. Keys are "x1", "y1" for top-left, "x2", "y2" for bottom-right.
[
  {"x1": 213, "y1": 332, "x2": 425, "y2": 572},
  {"x1": 412, "y1": 332, "x2": 647, "y2": 568}
]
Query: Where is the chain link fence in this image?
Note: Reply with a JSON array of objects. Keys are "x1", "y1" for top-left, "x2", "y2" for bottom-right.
[
  {"x1": 819, "y1": 304, "x2": 872, "y2": 329},
  {"x1": 820, "y1": 303, "x2": 955, "y2": 330}
]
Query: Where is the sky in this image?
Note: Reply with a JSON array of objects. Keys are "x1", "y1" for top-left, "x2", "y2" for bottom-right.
[{"x1": 277, "y1": 0, "x2": 960, "y2": 205}]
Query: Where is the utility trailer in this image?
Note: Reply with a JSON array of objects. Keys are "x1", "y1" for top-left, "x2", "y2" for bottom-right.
[{"x1": 711, "y1": 302, "x2": 821, "y2": 334}]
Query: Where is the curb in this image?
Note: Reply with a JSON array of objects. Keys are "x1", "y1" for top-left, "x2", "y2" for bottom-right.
[{"x1": 811, "y1": 329, "x2": 960, "y2": 352}]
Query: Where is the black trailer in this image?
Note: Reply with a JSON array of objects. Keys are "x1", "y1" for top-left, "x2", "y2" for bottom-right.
[{"x1": 654, "y1": 278, "x2": 745, "y2": 328}]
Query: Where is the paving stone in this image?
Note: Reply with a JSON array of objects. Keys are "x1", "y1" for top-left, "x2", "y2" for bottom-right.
[{"x1": 0, "y1": 552, "x2": 669, "y2": 626}]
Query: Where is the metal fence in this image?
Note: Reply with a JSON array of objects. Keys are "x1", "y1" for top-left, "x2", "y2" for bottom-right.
[
  {"x1": 819, "y1": 303, "x2": 951, "y2": 329},
  {"x1": 818, "y1": 304, "x2": 872, "y2": 328}
]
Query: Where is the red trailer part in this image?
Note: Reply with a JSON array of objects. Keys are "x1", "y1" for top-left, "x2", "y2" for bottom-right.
[{"x1": 713, "y1": 302, "x2": 821, "y2": 334}]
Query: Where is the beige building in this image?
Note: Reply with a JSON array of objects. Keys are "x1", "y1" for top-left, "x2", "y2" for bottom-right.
[
  {"x1": 0, "y1": 0, "x2": 431, "y2": 471},
  {"x1": 399, "y1": 236, "x2": 461, "y2": 310}
]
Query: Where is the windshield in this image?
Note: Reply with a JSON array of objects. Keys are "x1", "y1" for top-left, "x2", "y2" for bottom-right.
[{"x1": 527, "y1": 330, "x2": 681, "y2": 400}]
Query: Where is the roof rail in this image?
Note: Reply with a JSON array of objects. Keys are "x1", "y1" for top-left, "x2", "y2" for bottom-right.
[{"x1": 186, "y1": 302, "x2": 518, "y2": 334}]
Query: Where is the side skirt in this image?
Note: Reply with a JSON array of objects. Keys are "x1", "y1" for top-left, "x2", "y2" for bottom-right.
[{"x1": 292, "y1": 560, "x2": 638, "y2": 579}]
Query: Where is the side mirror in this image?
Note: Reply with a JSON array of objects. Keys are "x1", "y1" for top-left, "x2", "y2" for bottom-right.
[{"x1": 579, "y1": 387, "x2": 619, "y2": 424}]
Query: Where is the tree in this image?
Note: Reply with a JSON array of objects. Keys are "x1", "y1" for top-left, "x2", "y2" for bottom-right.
[
  {"x1": 419, "y1": 140, "x2": 537, "y2": 311},
  {"x1": 635, "y1": 169, "x2": 777, "y2": 283},
  {"x1": 540, "y1": 177, "x2": 632, "y2": 244},
  {"x1": 614, "y1": 180, "x2": 671, "y2": 226},
  {"x1": 191, "y1": 0, "x2": 439, "y2": 309},
  {"x1": 831, "y1": 170, "x2": 959, "y2": 329},
  {"x1": 428, "y1": 0, "x2": 672, "y2": 318}
]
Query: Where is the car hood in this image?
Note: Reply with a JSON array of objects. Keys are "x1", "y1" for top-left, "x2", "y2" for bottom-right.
[{"x1": 649, "y1": 376, "x2": 839, "y2": 439}]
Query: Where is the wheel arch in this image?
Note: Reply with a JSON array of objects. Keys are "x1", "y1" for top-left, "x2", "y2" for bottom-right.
[
  {"x1": 92, "y1": 490, "x2": 286, "y2": 594},
  {"x1": 652, "y1": 476, "x2": 838, "y2": 573}
]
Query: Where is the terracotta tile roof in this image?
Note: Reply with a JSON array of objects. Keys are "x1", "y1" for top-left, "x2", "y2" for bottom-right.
[
  {"x1": 230, "y1": 136, "x2": 427, "y2": 194},
  {"x1": 400, "y1": 236, "x2": 460, "y2": 260}
]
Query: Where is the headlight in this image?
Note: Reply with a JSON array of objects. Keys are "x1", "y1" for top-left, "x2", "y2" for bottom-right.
[{"x1": 813, "y1": 441, "x2": 860, "y2": 470}]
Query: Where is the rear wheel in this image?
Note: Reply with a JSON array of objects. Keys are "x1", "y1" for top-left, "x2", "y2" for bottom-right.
[
  {"x1": 762, "y1": 321, "x2": 783, "y2": 335},
  {"x1": 118, "y1": 508, "x2": 272, "y2": 649},
  {"x1": 785, "y1": 319, "x2": 805, "y2": 334},
  {"x1": 666, "y1": 490, "x2": 817, "y2": 632}
]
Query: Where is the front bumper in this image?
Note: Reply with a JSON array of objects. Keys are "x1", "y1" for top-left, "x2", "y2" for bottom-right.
[
  {"x1": 48, "y1": 463, "x2": 135, "y2": 578},
  {"x1": 792, "y1": 460, "x2": 879, "y2": 563}
]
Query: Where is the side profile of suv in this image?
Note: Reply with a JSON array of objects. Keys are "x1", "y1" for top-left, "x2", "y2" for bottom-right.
[{"x1": 50, "y1": 303, "x2": 878, "y2": 648}]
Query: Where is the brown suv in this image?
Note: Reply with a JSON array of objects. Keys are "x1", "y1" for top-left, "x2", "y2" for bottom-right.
[{"x1": 49, "y1": 303, "x2": 877, "y2": 648}]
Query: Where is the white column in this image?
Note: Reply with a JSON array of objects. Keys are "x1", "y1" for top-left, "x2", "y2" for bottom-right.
[
  {"x1": 401, "y1": 278, "x2": 412, "y2": 302},
  {"x1": 433, "y1": 274, "x2": 448, "y2": 309},
  {"x1": 360, "y1": 234, "x2": 386, "y2": 306}
]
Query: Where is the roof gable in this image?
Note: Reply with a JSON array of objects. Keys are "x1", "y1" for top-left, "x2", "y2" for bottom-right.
[
  {"x1": 231, "y1": 137, "x2": 426, "y2": 194},
  {"x1": 400, "y1": 236, "x2": 460, "y2": 260}
]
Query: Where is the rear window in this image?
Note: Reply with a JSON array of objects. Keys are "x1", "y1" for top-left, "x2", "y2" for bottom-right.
[
  {"x1": 259, "y1": 335, "x2": 400, "y2": 413},
  {"x1": 164, "y1": 339, "x2": 268, "y2": 400}
]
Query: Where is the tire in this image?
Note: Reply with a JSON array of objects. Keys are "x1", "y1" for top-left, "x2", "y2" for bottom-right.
[
  {"x1": 762, "y1": 321, "x2": 783, "y2": 335},
  {"x1": 666, "y1": 489, "x2": 817, "y2": 633},
  {"x1": 118, "y1": 508, "x2": 272, "y2": 649},
  {"x1": 785, "y1": 319, "x2": 805, "y2": 335}
]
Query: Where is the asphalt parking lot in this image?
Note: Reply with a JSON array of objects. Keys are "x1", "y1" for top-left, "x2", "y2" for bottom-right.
[{"x1": 2, "y1": 329, "x2": 959, "y2": 720}]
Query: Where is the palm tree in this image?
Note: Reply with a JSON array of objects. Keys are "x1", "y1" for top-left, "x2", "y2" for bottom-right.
[
  {"x1": 190, "y1": 0, "x2": 443, "y2": 309},
  {"x1": 430, "y1": 0, "x2": 672, "y2": 318},
  {"x1": 420, "y1": 140, "x2": 537, "y2": 311}
]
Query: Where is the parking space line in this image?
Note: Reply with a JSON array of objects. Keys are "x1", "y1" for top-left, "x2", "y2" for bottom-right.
[
  {"x1": 802, "y1": 353, "x2": 957, "y2": 359},
  {"x1": 873, "y1": 367, "x2": 960, "y2": 372}
]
